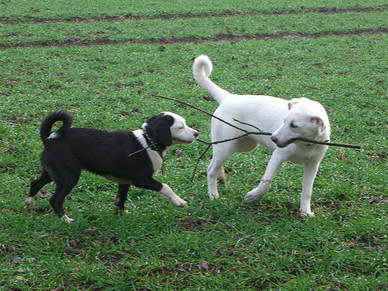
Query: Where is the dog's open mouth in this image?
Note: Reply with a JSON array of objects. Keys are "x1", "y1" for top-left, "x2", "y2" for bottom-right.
[{"x1": 276, "y1": 139, "x2": 297, "y2": 148}]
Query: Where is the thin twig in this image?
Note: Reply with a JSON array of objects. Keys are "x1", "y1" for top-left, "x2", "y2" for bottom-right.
[
  {"x1": 151, "y1": 94, "x2": 362, "y2": 180},
  {"x1": 128, "y1": 147, "x2": 149, "y2": 157},
  {"x1": 233, "y1": 118, "x2": 267, "y2": 133},
  {"x1": 288, "y1": 137, "x2": 361, "y2": 149},
  {"x1": 152, "y1": 94, "x2": 361, "y2": 149},
  {"x1": 191, "y1": 142, "x2": 212, "y2": 182},
  {"x1": 233, "y1": 119, "x2": 360, "y2": 148},
  {"x1": 152, "y1": 94, "x2": 248, "y2": 133}
]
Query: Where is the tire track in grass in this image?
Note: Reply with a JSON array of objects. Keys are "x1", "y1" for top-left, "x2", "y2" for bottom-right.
[
  {"x1": 0, "y1": 6, "x2": 387, "y2": 24},
  {"x1": 0, "y1": 28, "x2": 387, "y2": 50}
]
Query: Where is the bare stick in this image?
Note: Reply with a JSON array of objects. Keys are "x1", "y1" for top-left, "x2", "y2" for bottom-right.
[
  {"x1": 233, "y1": 118, "x2": 267, "y2": 133},
  {"x1": 289, "y1": 137, "x2": 361, "y2": 149},
  {"x1": 152, "y1": 94, "x2": 248, "y2": 133},
  {"x1": 191, "y1": 142, "x2": 212, "y2": 182},
  {"x1": 151, "y1": 94, "x2": 361, "y2": 180},
  {"x1": 234, "y1": 118, "x2": 360, "y2": 148},
  {"x1": 152, "y1": 94, "x2": 360, "y2": 149},
  {"x1": 128, "y1": 147, "x2": 149, "y2": 158}
]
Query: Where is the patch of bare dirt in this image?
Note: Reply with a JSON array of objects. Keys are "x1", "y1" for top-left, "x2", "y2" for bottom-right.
[
  {"x1": 0, "y1": 28, "x2": 387, "y2": 50},
  {"x1": 0, "y1": 6, "x2": 386, "y2": 24}
]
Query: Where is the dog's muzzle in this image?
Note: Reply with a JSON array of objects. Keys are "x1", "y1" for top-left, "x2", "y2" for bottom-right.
[
  {"x1": 174, "y1": 130, "x2": 199, "y2": 144},
  {"x1": 271, "y1": 135, "x2": 294, "y2": 148}
]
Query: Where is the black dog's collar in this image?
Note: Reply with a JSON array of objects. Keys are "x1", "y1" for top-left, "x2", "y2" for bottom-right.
[{"x1": 143, "y1": 129, "x2": 164, "y2": 158}]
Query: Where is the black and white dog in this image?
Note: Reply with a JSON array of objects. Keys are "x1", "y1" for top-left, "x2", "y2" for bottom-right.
[{"x1": 26, "y1": 111, "x2": 199, "y2": 223}]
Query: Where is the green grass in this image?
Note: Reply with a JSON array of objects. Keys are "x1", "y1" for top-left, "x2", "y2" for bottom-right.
[
  {"x1": 1, "y1": 11, "x2": 387, "y2": 46},
  {"x1": 0, "y1": 1, "x2": 387, "y2": 290},
  {"x1": 1, "y1": 0, "x2": 387, "y2": 19}
]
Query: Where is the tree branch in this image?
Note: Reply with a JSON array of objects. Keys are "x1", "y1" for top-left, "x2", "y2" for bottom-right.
[{"x1": 151, "y1": 94, "x2": 361, "y2": 180}]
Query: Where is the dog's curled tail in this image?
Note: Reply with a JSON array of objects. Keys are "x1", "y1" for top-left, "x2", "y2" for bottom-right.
[
  {"x1": 193, "y1": 55, "x2": 229, "y2": 104},
  {"x1": 40, "y1": 111, "x2": 72, "y2": 142}
]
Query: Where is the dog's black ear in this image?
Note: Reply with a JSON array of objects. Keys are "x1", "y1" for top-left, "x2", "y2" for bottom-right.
[
  {"x1": 156, "y1": 114, "x2": 174, "y2": 146},
  {"x1": 146, "y1": 113, "x2": 174, "y2": 147}
]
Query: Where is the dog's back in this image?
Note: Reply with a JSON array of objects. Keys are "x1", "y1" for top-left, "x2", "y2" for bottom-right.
[
  {"x1": 43, "y1": 124, "x2": 152, "y2": 179},
  {"x1": 65, "y1": 128, "x2": 152, "y2": 177}
]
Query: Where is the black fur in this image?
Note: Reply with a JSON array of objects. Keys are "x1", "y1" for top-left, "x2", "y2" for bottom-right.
[
  {"x1": 40, "y1": 110, "x2": 72, "y2": 142},
  {"x1": 28, "y1": 111, "x2": 177, "y2": 218},
  {"x1": 143, "y1": 113, "x2": 174, "y2": 150}
]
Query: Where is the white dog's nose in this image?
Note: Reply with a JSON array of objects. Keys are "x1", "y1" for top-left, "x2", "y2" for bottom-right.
[
  {"x1": 193, "y1": 130, "x2": 199, "y2": 137},
  {"x1": 271, "y1": 136, "x2": 278, "y2": 143}
]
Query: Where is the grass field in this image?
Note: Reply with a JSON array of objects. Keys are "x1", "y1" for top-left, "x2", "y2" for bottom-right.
[{"x1": 0, "y1": 1, "x2": 387, "y2": 290}]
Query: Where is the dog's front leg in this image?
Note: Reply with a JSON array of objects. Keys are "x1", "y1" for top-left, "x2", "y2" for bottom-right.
[
  {"x1": 159, "y1": 184, "x2": 188, "y2": 207},
  {"x1": 133, "y1": 178, "x2": 187, "y2": 207},
  {"x1": 300, "y1": 161, "x2": 320, "y2": 217},
  {"x1": 244, "y1": 152, "x2": 284, "y2": 202}
]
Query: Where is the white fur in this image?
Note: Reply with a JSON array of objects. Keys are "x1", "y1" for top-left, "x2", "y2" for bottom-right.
[
  {"x1": 136, "y1": 114, "x2": 197, "y2": 207},
  {"x1": 62, "y1": 214, "x2": 74, "y2": 223},
  {"x1": 163, "y1": 112, "x2": 198, "y2": 144},
  {"x1": 160, "y1": 183, "x2": 187, "y2": 207},
  {"x1": 25, "y1": 197, "x2": 35, "y2": 209},
  {"x1": 47, "y1": 132, "x2": 59, "y2": 139},
  {"x1": 133, "y1": 129, "x2": 163, "y2": 173},
  {"x1": 193, "y1": 55, "x2": 331, "y2": 217}
]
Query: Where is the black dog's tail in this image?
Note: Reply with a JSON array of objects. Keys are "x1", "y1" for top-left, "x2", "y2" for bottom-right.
[{"x1": 40, "y1": 111, "x2": 72, "y2": 142}]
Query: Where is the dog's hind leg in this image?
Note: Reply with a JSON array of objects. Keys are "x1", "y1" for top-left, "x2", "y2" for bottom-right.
[
  {"x1": 114, "y1": 184, "x2": 130, "y2": 214},
  {"x1": 299, "y1": 161, "x2": 320, "y2": 217},
  {"x1": 26, "y1": 170, "x2": 52, "y2": 209},
  {"x1": 244, "y1": 152, "x2": 284, "y2": 203},
  {"x1": 217, "y1": 166, "x2": 226, "y2": 183},
  {"x1": 207, "y1": 147, "x2": 232, "y2": 200},
  {"x1": 132, "y1": 177, "x2": 187, "y2": 207},
  {"x1": 49, "y1": 170, "x2": 80, "y2": 223}
]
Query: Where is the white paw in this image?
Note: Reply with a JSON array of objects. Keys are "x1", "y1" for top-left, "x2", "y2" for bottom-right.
[
  {"x1": 244, "y1": 190, "x2": 261, "y2": 203},
  {"x1": 299, "y1": 210, "x2": 315, "y2": 218},
  {"x1": 25, "y1": 197, "x2": 35, "y2": 209},
  {"x1": 208, "y1": 192, "x2": 219, "y2": 200},
  {"x1": 172, "y1": 197, "x2": 188, "y2": 207},
  {"x1": 62, "y1": 214, "x2": 75, "y2": 223}
]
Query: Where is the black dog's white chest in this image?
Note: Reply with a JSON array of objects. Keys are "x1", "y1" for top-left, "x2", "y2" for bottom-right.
[{"x1": 133, "y1": 129, "x2": 163, "y2": 173}]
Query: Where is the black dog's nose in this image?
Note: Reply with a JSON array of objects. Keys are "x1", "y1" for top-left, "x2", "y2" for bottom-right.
[
  {"x1": 271, "y1": 136, "x2": 278, "y2": 143},
  {"x1": 194, "y1": 131, "x2": 199, "y2": 137}
]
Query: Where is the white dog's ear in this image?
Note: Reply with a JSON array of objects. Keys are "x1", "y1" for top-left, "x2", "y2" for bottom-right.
[
  {"x1": 288, "y1": 99, "x2": 299, "y2": 110},
  {"x1": 310, "y1": 116, "x2": 324, "y2": 127}
]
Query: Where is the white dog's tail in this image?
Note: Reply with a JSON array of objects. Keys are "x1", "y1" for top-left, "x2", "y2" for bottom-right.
[{"x1": 193, "y1": 55, "x2": 229, "y2": 104}]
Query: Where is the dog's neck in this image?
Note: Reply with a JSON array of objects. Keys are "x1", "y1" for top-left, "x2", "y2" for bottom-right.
[{"x1": 142, "y1": 127, "x2": 166, "y2": 157}]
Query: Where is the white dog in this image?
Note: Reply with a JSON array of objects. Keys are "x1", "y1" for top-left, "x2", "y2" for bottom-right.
[{"x1": 193, "y1": 55, "x2": 330, "y2": 217}]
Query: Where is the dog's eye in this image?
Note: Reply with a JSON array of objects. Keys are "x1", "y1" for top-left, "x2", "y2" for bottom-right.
[
  {"x1": 290, "y1": 122, "x2": 298, "y2": 128},
  {"x1": 179, "y1": 126, "x2": 184, "y2": 130}
]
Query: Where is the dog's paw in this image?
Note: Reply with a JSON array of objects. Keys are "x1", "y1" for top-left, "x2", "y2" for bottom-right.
[
  {"x1": 172, "y1": 197, "x2": 188, "y2": 207},
  {"x1": 115, "y1": 208, "x2": 127, "y2": 216},
  {"x1": 244, "y1": 191, "x2": 261, "y2": 203},
  {"x1": 208, "y1": 192, "x2": 220, "y2": 200},
  {"x1": 299, "y1": 210, "x2": 315, "y2": 218},
  {"x1": 61, "y1": 214, "x2": 75, "y2": 223},
  {"x1": 25, "y1": 197, "x2": 35, "y2": 210}
]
